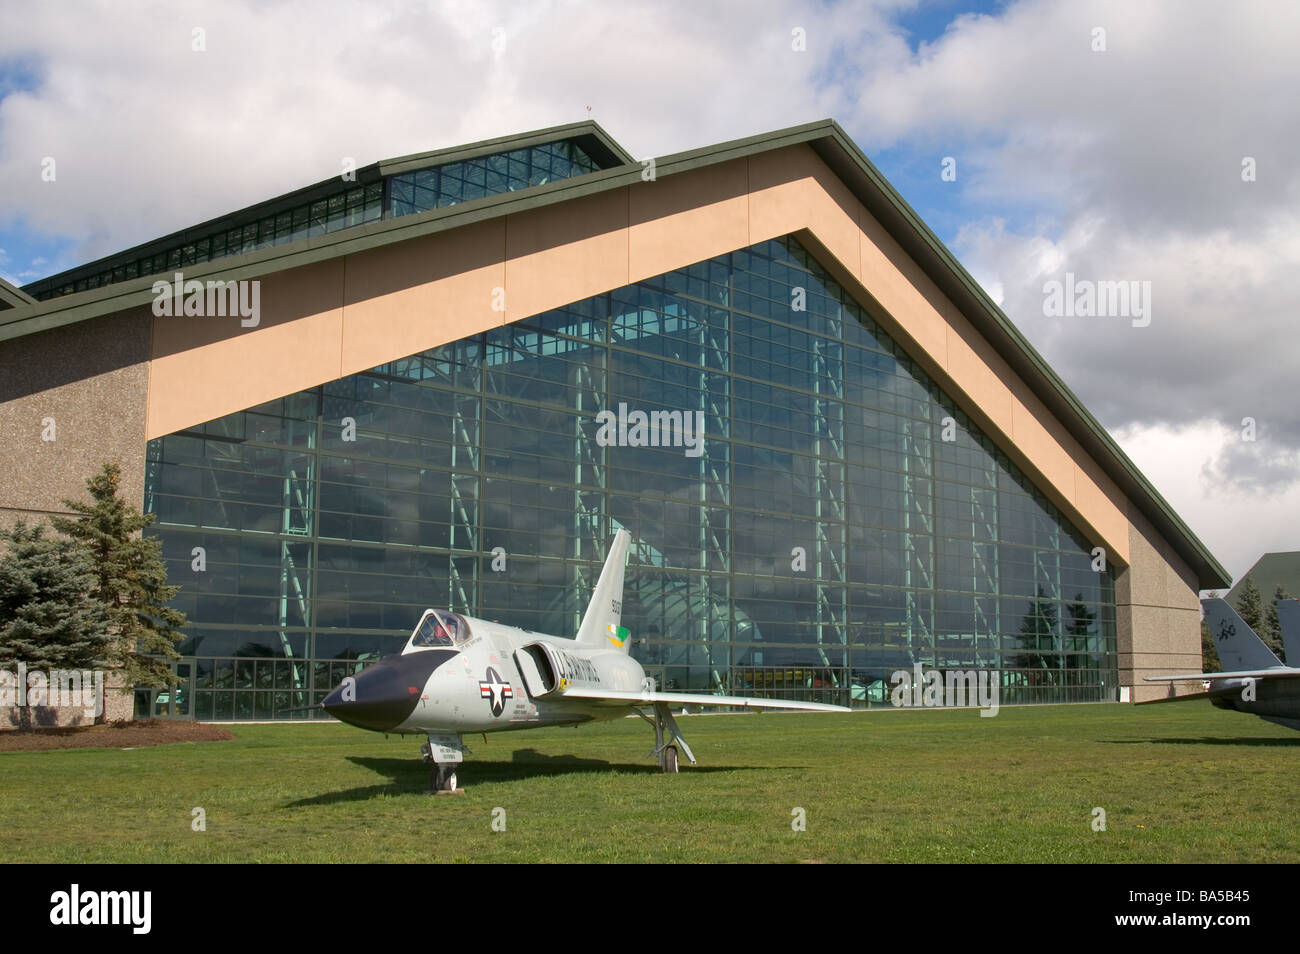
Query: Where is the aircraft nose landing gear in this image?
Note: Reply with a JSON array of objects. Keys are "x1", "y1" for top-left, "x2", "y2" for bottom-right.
[
  {"x1": 421, "y1": 733, "x2": 467, "y2": 794},
  {"x1": 641, "y1": 702, "x2": 696, "y2": 774}
]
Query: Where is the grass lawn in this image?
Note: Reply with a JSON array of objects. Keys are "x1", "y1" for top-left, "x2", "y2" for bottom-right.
[{"x1": 1, "y1": 702, "x2": 1296, "y2": 863}]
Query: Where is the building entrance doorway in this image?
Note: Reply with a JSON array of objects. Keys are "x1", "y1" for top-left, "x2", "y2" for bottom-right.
[{"x1": 134, "y1": 658, "x2": 195, "y2": 719}]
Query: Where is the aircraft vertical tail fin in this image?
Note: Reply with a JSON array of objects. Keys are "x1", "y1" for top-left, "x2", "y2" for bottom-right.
[
  {"x1": 1277, "y1": 598, "x2": 1300, "y2": 665},
  {"x1": 1202, "y1": 598, "x2": 1282, "y2": 671},
  {"x1": 575, "y1": 530, "x2": 632, "y2": 653}
]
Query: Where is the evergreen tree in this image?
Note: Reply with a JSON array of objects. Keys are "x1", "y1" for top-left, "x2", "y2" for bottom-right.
[
  {"x1": 0, "y1": 520, "x2": 112, "y2": 730},
  {"x1": 1235, "y1": 575, "x2": 1263, "y2": 634},
  {"x1": 1015, "y1": 587, "x2": 1061, "y2": 687},
  {"x1": 1266, "y1": 584, "x2": 1291, "y2": 664},
  {"x1": 1202, "y1": 589, "x2": 1222, "y2": 672},
  {"x1": 1234, "y1": 575, "x2": 1284, "y2": 659},
  {"x1": 51, "y1": 463, "x2": 187, "y2": 693},
  {"x1": 1064, "y1": 596, "x2": 1096, "y2": 682}
]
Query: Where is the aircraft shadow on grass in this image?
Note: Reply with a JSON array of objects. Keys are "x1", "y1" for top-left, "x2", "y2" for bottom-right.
[
  {"x1": 1101, "y1": 737, "x2": 1300, "y2": 748},
  {"x1": 283, "y1": 749, "x2": 758, "y2": 806}
]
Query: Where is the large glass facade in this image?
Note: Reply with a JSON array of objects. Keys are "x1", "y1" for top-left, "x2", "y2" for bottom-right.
[{"x1": 143, "y1": 235, "x2": 1117, "y2": 719}]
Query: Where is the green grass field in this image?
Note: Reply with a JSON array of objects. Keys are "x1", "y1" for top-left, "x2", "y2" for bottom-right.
[{"x1": 2, "y1": 702, "x2": 1297, "y2": 863}]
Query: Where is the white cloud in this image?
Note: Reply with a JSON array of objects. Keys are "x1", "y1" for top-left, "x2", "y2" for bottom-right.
[
  {"x1": 0, "y1": 0, "x2": 904, "y2": 265},
  {"x1": 2, "y1": 0, "x2": 1296, "y2": 578},
  {"x1": 1114, "y1": 419, "x2": 1300, "y2": 584}
]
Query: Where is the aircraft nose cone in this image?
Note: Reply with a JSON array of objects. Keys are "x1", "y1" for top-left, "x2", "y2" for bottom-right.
[{"x1": 322, "y1": 651, "x2": 456, "y2": 732}]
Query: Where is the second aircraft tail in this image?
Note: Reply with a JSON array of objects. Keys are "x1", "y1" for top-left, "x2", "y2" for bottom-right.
[{"x1": 1202, "y1": 598, "x2": 1282, "y2": 672}]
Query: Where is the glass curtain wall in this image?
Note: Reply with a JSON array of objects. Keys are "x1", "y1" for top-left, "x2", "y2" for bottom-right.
[{"x1": 144, "y1": 235, "x2": 1118, "y2": 719}]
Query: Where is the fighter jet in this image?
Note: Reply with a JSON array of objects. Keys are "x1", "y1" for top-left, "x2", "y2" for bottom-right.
[
  {"x1": 321, "y1": 530, "x2": 848, "y2": 791},
  {"x1": 1140, "y1": 598, "x2": 1300, "y2": 731}
]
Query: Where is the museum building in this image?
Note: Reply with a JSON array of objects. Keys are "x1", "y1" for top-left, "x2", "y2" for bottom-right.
[{"x1": 0, "y1": 120, "x2": 1229, "y2": 720}]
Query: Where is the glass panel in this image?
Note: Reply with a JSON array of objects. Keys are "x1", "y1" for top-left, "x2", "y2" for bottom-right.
[{"x1": 144, "y1": 234, "x2": 1118, "y2": 716}]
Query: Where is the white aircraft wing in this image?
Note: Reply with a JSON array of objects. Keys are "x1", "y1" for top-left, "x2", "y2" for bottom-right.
[
  {"x1": 1145, "y1": 668, "x2": 1300, "y2": 682},
  {"x1": 559, "y1": 686, "x2": 849, "y2": 712}
]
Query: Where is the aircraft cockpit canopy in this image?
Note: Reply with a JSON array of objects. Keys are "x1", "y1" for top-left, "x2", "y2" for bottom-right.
[{"x1": 410, "y1": 609, "x2": 471, "y2": 649}]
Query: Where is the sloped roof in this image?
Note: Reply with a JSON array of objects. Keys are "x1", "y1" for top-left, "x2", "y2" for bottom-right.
[
  {"x1": 0, "y1": 118, "x2": 1231, "y2": 588},
  {"x1": 0, "y1": 276, "x2": 36, "y2": 310},
  {"x1": 19, "y1": 120, "x2": 633, "y2": 303}
]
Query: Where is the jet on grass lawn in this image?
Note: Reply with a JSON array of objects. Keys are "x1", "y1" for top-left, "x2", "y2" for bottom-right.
[
  {"x1": 321, "y1": 530, "x2": 848, "y2": 792},
  {"x1": 1140, "y1": 597, "x2": 1300, "y2": 731}
]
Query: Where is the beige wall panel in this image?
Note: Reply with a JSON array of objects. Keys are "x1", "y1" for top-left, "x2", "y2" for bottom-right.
[
  {"x1": 1008, "y1": 392, "x2": 1081, "y2": 499},
  {"x1": 1073, "y1": 452, "x2": 1132, "y2": 568},
  {"x1": 1131, "y1": 682, "x2": 1205, "y2": 703},
  {"x1": 505, "y1": 188, "x2": 630, "y2": 323},
  {"x1": 1121, "y1": 644, "x2": 1202, "y2": 670},
  {"x1": 0, "y1": 311, "x2": 149, "y2": 527},
  {"x1": 1124, "y1": 605, "x2": 1185, "y2": 656},
  {"x1": 627, "y1": 159, "x2": 749, "y2": 284},
  {"x1": 1117, "y1": 503, "x2": 1202, "y2": 695},
  {"x1": 856, "y1": 205, "x2": 950, "y2": 366},
  {"x1": 148, "y1": 261, "x2": 345, "y2": 440},
  {"x1": 135, "y1": 153, "x2": 1138, "y2": 573},
  {"x1": 747, "y1": 145, "x2": 863, "y2": 281},
  {"x1": 340, "y1": 220, "x2": 506, "y2": 378},
  {"x1": 1167, "y1": 555, "x2": 1202, "y2": 612},
  {"x1": 1114, "y1": 564, "x2": 1132, "y2": 607},
  {"x1": 942, "y1": 323, "x2": 1014, "y2": 449},
  {"x1": 1123, "y1": 509, "x2": 1173, "y2": 609}
]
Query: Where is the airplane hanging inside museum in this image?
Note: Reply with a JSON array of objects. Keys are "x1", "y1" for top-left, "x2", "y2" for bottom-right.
[
  {"x1": 1139, "y1": 597, "x2": 1300, "y2": 732},
  {"x1": 318, "y1": 529, "x2": 848, "y2": 791}
]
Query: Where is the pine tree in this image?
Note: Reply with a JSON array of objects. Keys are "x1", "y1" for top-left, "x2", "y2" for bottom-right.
[
  {"x1": 1202, "y1": 590, "x2": 1222, "y2": 672},
  {"x1": 1235, "y1": 575, "x2": 1263, "y2": 634},
  {"x1": 1235, "y1": 575, "x2": 1284, "y2": 659},
  {"x1": 1201, "y1": 589, "x2": 1222, "y2": 672},
  {"x1": 1015, "y1": 588, "x2": 1061, "y2": 686},
  {"x1": 0, "y1": 520, "x2": 113, "y2": 730},
  {"x1": 1267, "y1": 584, "x2": 1291, "y2": 664},
  {"x1": 51, "y1": 463, "x2": 187, "y2": 695},
  {"x1": 1064, "y1": 596, "x2": 1096, "y2": 678},
  {"x1": 1200, "y1": 617, "x2": 1221, "y2": 672}
]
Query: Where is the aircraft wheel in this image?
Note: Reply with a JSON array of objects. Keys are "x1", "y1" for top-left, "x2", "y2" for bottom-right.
[
  {"x1": 438, "y1": 765, "x2": 458, "y2": 792},
  {"x1": 662, "y1": 745, "x2": 679, "y2": 774}
]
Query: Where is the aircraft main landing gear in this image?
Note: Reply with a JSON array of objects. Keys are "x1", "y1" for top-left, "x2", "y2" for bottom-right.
[
  {"x1": 662, "y1": 745, "x2": 679, "y2": 774},
  {"x1": 641, "y1": 702, "x2": 696, "y2": 774}
]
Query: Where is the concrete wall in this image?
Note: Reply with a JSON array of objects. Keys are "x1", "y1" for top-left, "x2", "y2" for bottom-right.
[
  {"x1": 1, "y1": 676, "x2": 133, "y2": 729},
  {"x1": 1117, "y1": 506, "x2": 1204, "y2": 701},
  {"x1": 0, "y1": 310, "x2": 151, "y2": 723},
  {"x1": 0, "y1": 309, "x2": 151, "y2": 532}
]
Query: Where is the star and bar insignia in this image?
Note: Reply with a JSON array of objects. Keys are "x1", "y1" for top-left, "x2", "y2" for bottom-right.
[{"x1": 479, "y1": 667, "x2": 514, "y2": 717}]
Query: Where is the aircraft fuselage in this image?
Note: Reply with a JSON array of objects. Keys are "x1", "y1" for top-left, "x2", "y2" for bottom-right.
[{"x1": 322, "y1": 611, "x2": 647, "y2": 735}]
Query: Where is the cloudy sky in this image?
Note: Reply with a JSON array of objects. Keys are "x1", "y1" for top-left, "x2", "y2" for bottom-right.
[{"x1": 1, "y1": 0, "x2": 1295, "y2": 588}]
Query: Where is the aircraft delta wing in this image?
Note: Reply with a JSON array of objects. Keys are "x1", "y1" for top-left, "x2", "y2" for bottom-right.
[
  {"x1": 321, "y1": 529, "x2": 849, "y2": 791},
  {"x1": 1140, "y1": 598, "x2": 1300, "y2": 732}
]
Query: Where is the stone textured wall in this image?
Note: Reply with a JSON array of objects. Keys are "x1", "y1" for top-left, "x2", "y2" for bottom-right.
[
  {"x1": 0, "y1": 309, "x2": 151, "y2": 723},
  {"x1": 0, "y1": 687, "x2": 132, "y2": 729},
  {"x1": 0, "y1": 308, "x2": 151, "y2": 532},
  {"x1": 1115, "y1": 505, "x2": 1204, "y2": 701}
]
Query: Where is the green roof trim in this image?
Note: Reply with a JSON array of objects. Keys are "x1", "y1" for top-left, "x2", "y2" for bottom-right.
[
  {"x1": 376, "y1": 120, "x2": 633, "y2": 177},
  {"x1": 0, "y1": 276, "x2": 37, "y2": 310},
  {"x1": 0, "y1": 118, "x2": 1229, "y2": 588},
  {"x1": 20, "y1": 120, "x2": 632, "y2": 301}
]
